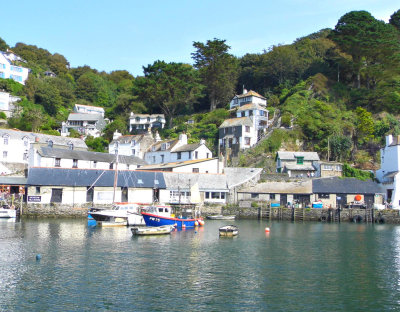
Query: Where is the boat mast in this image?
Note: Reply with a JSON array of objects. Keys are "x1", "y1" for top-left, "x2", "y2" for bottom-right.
[{"x1": 113, "y1": 142, "x2": 119, "y2": 203}]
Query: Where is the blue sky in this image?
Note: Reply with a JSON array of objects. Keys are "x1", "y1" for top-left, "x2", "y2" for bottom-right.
[{"x1": 2, "y1": 0, "x2": 398, "y2": 76}]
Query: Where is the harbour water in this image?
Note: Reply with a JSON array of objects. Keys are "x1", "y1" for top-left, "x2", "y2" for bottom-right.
[{"x1": 1, "y1": 218, "x2": 400, "y2": 311}]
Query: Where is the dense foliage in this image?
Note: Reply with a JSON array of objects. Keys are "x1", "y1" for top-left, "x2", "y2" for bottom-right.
[{"x1": 1, "y1": 8, "x2": 400, "y2": 167}]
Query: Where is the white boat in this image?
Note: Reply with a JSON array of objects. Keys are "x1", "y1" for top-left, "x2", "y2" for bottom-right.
[
  {"x1": 0, "y1": 206, "x2": 17, "y2": 218},
  {"x1": 207, "y1": 215, "x2": 236, "y2": 220},
  {"x1": 131, "y1": 225, "x2": 175, "y2": 236},
  {"x1": 219, "y1": 225, "x2": 239, "y2": 237},
  {"x1": 89, "y1": 203, "x2": 145, "y2": 227}
]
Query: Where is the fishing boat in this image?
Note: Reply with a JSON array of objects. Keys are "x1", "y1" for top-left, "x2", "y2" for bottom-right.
[
  {"x1": 131, "y1": 225, "x2": 175, "y2": 236},
  {"x1": 141, "y1": 205, "x2": 204, "y2": 228},
  {"x1": 0, "y1": 205, "x2": 17, "y2": 218},
  {"x1": 207, "y1": 215, "x2": 236, "y2": 220},
  {"x1": 219, "y1": 225, "x2": 239, "y2": 237},
  {"x1": 89, "y1": 203, "x2": 145, "y2": 227}
]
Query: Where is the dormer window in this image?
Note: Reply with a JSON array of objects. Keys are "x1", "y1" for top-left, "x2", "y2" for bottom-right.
[
  {"x1": 147, "y1": 117, "x2": 150, "y2": 122},
  {"x1": 161, "y1": 143, "x2": 166, "y2": 150},
  {"x1": 152, "y1": 146, "x2": 156, "y2": 152},
  {"x1": 135, "y1": 117, "x2": 140, "y2": 122},
  {"x1": 296, "y1": 156, "x2": 304, "y2": 165},
  {"x1": 138, "y1": 179, "x2": 143, "y2": 184},
  {"x1": 131, "y1": 140, "x2": 136, "y2": 146},
  {"x1": 48, "y1": 140, "x2": 53, "y2": 148}
]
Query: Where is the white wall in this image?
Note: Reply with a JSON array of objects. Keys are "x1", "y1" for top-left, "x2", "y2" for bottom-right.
[
  {"x1": 170, "y1": 158, "x2": 219, "y2": 174},
  {"x1": 0, "y1": 53, "x2": 29, "y2": 84},
  {"x1": 0, "y1": 133, "x2": 29, "y2": 163}
]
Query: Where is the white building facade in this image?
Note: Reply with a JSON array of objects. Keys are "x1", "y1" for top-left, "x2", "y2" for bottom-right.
[
  {"x1": 129, "y1": 113, "x2": 165, "y2": 132},
  {"x1": 229, "y1": 89, "x2": 267, "y2": 110},
  {"x1": 0, "y1": 91, "x2": 20, "y2": 117},
  {"x1": 0, "y1": 51, "x2": 29, "y2": 84}
]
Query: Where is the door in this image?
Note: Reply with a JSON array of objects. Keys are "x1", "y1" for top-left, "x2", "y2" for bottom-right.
[
  {"x1": 121, "y1": 187, "x2": 128, "y2": 202},
  {"x1": 364, "y1": 194, "x2": 374, "y2": 208},
  {"x1": 280, "y1": 194, "x2": 287, "y2": 207},
  {"x1": 336, "y1": 194, "x2": 346, "y2": 208},
  {"x1": 86, "y1": 187, "x2": 94, "y2": 202},
  {"x1": 51, "y1": 188, "x2": 63, "y2": 203}
]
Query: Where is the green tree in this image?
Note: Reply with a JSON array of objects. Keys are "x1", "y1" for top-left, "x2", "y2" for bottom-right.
[
  {"x1": 134, "y1": 61, "x2": 203, "y2": 126},
  {"x1": 389, "y1": 9, "x2": 400, "y2": 31},
  {"x1": 85, "y1": 136, "x2": 109, "y2": 152},
  {"x1": 192, "y1": 39, "x2": 238, "y2": 111},
  {"x1": 354, "y1": 107, "x2": 374, "y2": 147},
  {"x1": 0, "y1": 37, "x2": 9, "y2": 51}
]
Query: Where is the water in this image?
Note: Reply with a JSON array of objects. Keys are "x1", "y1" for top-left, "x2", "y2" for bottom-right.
[{"x1": 1, "y1": 219, "x2": 400, "y2": 311}]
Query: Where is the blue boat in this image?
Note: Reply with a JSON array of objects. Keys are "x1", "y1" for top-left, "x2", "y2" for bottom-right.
[{"x1": 141, "y1": 206, "x2": 204, "y2": 228}]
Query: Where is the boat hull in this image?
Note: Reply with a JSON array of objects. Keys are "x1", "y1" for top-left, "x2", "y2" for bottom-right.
[
  {"x1": 131, "y1": 225, "x2": 174, "y2": 236},
  {"x1": 142, "y1": 212, "x2": 201, "y2": 228},
  {"x1": 0, "y1": 208, "x2": 17, "y2": 218},
  {"x1": 219, "y1": 225, "x2": 239, "y2": 237}
]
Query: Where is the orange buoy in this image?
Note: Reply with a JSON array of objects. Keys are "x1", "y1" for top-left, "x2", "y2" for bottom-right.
[
  {"x1": 265, "y1": 227, "x2": 270, "y2": 232},
  {"x1": 355, "y1": 194, "x2": 362, "y2": 201}
]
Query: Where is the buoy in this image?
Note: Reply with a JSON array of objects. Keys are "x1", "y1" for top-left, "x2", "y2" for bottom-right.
[
  {"x1": 195, "y1": 221, "x2": 199, "y2": 226},
  {"x1": 198, "y1": 220, "x2": 205, "y2": 226},
  {"x1": 265, "y1": 227, "x2": 270, "y2": 232},
  {"x1": 355, "y1": 194, "x2": 362, "y2": 201},
  {"x1": 36, "y1": 254, "x2": 41, "y2": 261},
  {"x1": 182, "y1": 224, "x2": 186, "y2": 228}
]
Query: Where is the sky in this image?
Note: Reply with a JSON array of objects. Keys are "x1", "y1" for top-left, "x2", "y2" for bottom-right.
[{"x1": 2, "y1": 0, "x2": 399, "y2": 77}]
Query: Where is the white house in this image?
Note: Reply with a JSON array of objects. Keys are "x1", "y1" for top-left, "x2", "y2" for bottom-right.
[
  {"x1": 109, "y1": 129, "x2": 157, "y2": 159},
  {"x1": 129, "y1": 113, "x2": 165, "y2": 133},
  {"x1": 0, "y1": 91, "x2": 20, "y2": 117},
  {"x1": 61, "y1": 112, "x2": 107, "y2": 138},
  {"x1": 236, "y1": 103, "x2": 269, "y2": 140},
  {"x1": 0, "y1": 129, "x2": 87, "y2": 166},
  {"x1": 229, "y1": 89, "x2": 267, "y2": 110},
  {"x1": 0, "y1": 51, "x2": 29, "y2": 84},
  {"x1": 144, "y1": 133, "x2": 212, "y2": 165},
  {"x1": 376, "y1": 135, "x2": 400, "y2": 208},
  {"x1": 139, "y1": 158, "x2": 222, "y2": 174}
]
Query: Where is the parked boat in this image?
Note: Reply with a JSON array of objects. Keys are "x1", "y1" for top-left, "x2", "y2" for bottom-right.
[
  {"x1": 207, "y1": 215, "x2": 236, "y2": 220},
  {"x1": 89, "y1": 203, "x2": 145, "y2": 227},
  {"x1": 219, "y1": 225, "x2": 239, "y2": 237},
  {"x1": 0, "y1": 206, "x2": 17, "y2": 218},
  {"x1": 131, "y1": 225, "x2": 175, "y2": 236},
  {"x1": 141, "y1": 205, "x2": 204, "y2": 228}
]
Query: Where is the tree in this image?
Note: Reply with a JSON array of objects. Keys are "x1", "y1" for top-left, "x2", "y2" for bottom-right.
[
  {"x1": 0, "y1": 37, "x2": 9, "y2": 51},
  {"x1": 85, "y1": 135, "x2": 109, "y2": 152},
  {"x1": 192, "y1": 39, "x2": 238, "y2": 111},
  {"x1": 134, "y1": 61, "x2": 203, "y2": 126},
  {"x1": 389, "y1": 9, "x2": 400, "y2": 31}
]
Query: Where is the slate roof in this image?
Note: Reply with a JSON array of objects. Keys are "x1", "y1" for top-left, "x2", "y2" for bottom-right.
[
  {"x1": 277, "y1": 151, "x2": 320, "y2": 161},
  {"x1": 67, "y1": 113, "x2": 103, "y2": 121},
  {"x1": 163, "y1": 172, "x2": 228, "y2": 191},
  {"x1": 285, "y1": 163, "x2": 316, "y2": 171},
  {"x1": 173, "y1": 143, "x2": 202, "y2": 152},
  {"x1": 147, "y1": 139, "x2": 179, "y2": 152},
  {"x1": 239, "y1": 180, "x2": 312, "y2": 194},
  {"x1": 219, "y1": 117, "x2": 253, "y2": 128},
  {"x1": 38, "y1": 147, "x2": 147, "y2": 165},
  {"x1": 237, "y1": 103, "x2": 267, "y2": 112},
  {"x1": 110, "y1": 133, "x2": 153, "y2": 145},
  {"x1": 312, "y1": 177, "x2": 384, "y2": 194},
  {"x1": 224, "y1": 167, "x2": 262, "y2": 188},
  {"x1": 0, "y1": 176, "x2": 27, "y2": 185},
  {"x1": 27, "y1": 167, "x2": 165, "y2": 188},
  {"x1": 130, "y1": 114, "x2": 165, "y2": 119},
  {"x1": 0, "y1": 129, "x2": 87, "y2": 149},
  {"x1": 236, "y1": 90, "x2": 265, "y2": 99},
  {"x1": 140, "y1": 158, "x2": 216, "y2": 170}
]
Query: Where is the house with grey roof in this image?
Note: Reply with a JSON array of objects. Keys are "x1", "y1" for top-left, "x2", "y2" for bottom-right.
[
  {"x1": 26, "y1": 167, "x2": 165, "y2": 205},
  {"x1": 32, "y1": 146, "x2": 147, "y2": 170},
  {"x1": 129, "y1": 112, "x2": 165, "y2": 133},
  {"x1": 144, "y1": 133, "x2": 212, "y2": 165},
  {"x1": 109, "y1": 129, "x2": 156, "y2": 159},
  {"x1": 219, "y1": 117, "x2": 256, "y2": 157},
  {"x1": 276, "y1": 151, "x2": 320, "y2": 177},
  {"x1": 229, "y1": 89, "x2": 267, "y2": 109},
  {"x1": 61, "y1": 112, "x2": 107, "y2": 138}
]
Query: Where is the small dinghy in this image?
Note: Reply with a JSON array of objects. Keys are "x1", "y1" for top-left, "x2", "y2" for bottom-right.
[
  {"x1": 131, "y1": 225, "x2": 175, "y2": 236},
  {"x1": 219, "y1": 225, "x2": 239, "y2": 237},
  {"x1": 207, "y1": 215, "x2": 236, "y2": 220}
]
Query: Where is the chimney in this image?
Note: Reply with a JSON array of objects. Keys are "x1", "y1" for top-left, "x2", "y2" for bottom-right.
[
  {"x1": 243, "y1": 88, "x2": 247, "y2": 94},
  {"x1": 113, "y1": 130, "x2": 122, "y2": 140},
  {"x1": 386, "y1": 135, "x2": 393, "y2": 146},
  {"x1": 200, "y1": 138, "x2": 206, "y2": 145},
  {"x1": 179, "y1": 133, "x2": 187, "y2": 145}
]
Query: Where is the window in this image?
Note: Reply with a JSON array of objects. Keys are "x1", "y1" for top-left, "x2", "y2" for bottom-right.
[
  {"x1": 137, "y1": 179, "x2": 143, "y2": 184},
  {"x1": 2, "y1": 151, "x2": 7, "y2": 159},
  {"x1": 152, "y1": 156, "x2": 156, "y2": 163},
  {"x1": 221, "y1": 193, "x2": 225, "y2": 199},
  {"x1": 195, "y1": 151, "x2": 198, "y2": 159},
  {"x1": 50, "y1": 188, "x2": 62, "y2": 203},
  {"x1": 35, "y1": 187, "x2": 40, "y2": 194},
  {"x1": 68, "y1": 142, "x2": 74, "y2": 150},
  {"x1": 211, "y1": 192, "x2": 221, "y2": 199},
  {"x1": 205, "y1": 192, "x2": 210, "y2": 199},
  {"x1": 161, "y1": 143, "x2": 166, "y2": 150},
  {"x1": 23, "y1": 152, "x2": 28, "y2": 161},
  {"x1": 132, "y1": 149, "x2": 135, "y2": 156},
  {"x1": 177, "y1": 152, "x2": 181, "y2": 160},
  {"x1": 109, "y1": 163, "x2": 113, "y2": 169},
  {"x1": 23, "y1": 138, "x2": 29, "y2": 147},
  {"x1": 296, "y1": 157, "x2": 304, "y2": 165},
  {"x1": 188, "y1": 152, "x2": 191, "y2": 159},
  {"x1": 55, "y1": 158, "x2": 61, "y2": 167},
  {"x1": 192, "y1": 168, "x2": 199, "y2": 173},
  {"x1": 73, "y1": 159, "x2": 78, "y2": 168},
  {"x1": 206, "y1": 153, "x2": 209, "y2": 158},
  {"x1": 245, "y1": 126, "x2": 250, "y2": 132},
  {"x1": 0, "y1": 72, "x2": 4, "y2": 78},
  {"x1": 318, "y1": 193, "x2": 330, "y2": 199},
  {"x1": 323, "y1": 164, "x2": 332, "y2": 170},
  {"x1": 251, "y1": 193, "x2": 259, "y2": 199},
  {"x1": 135, "y1": 117, "x2": 140, "y2": 122},
  {"x1": 93, "y1": 161, "x2": 97, "y2": 168},
  {"x1": 270, "y1": 194, "x2": 275, "y2": 200},
  {"x1": 245, "y1": 137, "x2": 251, "y2": 145},
  {"x1": 161, "y1": 155, "x2": 164, "y2": 163},
  {"x1": 48, "y1": 140, "x2": 53, "y2": 148},
  {"x1": 147, "y1": 117, "x2": 150, "y2": 122},
  {"x1": 241, "y1": 112, "x2": 245, "y2": 117},
  {"x1": 3, "y1": 136, "x2": 8, "y2": 145}
]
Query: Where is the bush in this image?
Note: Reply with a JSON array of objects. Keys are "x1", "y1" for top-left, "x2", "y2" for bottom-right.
[
  {"x1": 251, "y1": 201, "x2": 259, "y2": 208},
  {"x1": 0, "y1": 112, "x2": 6, "y2": 119}
]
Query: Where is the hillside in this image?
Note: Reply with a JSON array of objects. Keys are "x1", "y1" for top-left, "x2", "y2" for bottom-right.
[{"x1": 0, "y1": 8, "x2": 399, "y2": 169}]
